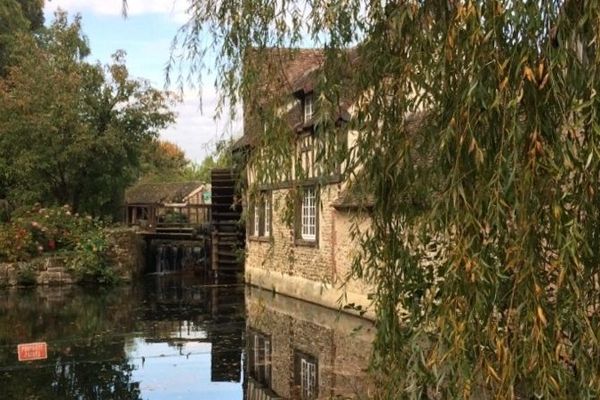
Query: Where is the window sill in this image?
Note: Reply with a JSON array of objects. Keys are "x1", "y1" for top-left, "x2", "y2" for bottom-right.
[
  {"x1": 248, "y1": 236, "x2": 271, "y2": 243},
  {"x1": 294, "y1": 238, "x2": 318, "y2": 248}
]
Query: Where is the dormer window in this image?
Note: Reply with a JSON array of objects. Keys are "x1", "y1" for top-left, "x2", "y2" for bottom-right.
[{"x1": 303, "y1": 93, "x2": 313, "y2": 123}]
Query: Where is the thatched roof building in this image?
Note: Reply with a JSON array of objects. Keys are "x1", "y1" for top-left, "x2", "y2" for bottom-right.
[{"x1": 125, "y1": 181, "x2": 207, "y2": 205}]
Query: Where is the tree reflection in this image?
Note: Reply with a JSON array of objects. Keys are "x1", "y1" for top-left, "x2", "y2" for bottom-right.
[
  {"x1": 0, "y1": 277, "x2": 246, "y2": 400},
  {"x1": 0, "y1": 286, "x2": 141, "y2": 400}
]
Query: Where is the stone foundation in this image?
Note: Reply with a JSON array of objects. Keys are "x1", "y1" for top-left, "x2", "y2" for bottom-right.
[
  {"x1": 0, "y1": 256, "x2": 75, "y2": 286},
  {"x1": 246, "y1": 265, "x2": 375, "y2": 320},
  {"x1": 105, "y1": 227, "x2": 146, "y2": 281}
]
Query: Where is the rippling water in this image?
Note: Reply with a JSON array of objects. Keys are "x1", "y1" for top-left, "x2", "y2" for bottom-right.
[{"x1": 0, "y1": 275, "x2": 374, "y2": 399}]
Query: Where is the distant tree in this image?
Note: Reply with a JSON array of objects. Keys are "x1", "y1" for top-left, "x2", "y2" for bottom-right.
[
  {"x1": 16, "y1": 0, "x2": 44, "y2": 31},
  {"x1": 0, "y1": 0, "x2": 44, "y2": 75},
  {"x1": 0, "y1": 11, "x2": 174, "y2": 217},
  {"x1": 185, "y1": 139, "x2": 234, "y2": 182},
  {"x1": 0, "y1": 0, "x2": 29, "y2": 75},
  {"x1": 137, "y1": 138, "x2": 234, "y2": 184},
  {"x1": 138, "y1": 139, "x2": 189, "y2": 181}
]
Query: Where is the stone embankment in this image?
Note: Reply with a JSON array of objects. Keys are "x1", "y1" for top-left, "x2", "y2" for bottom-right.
[
  {"x1": 0, "y1": 227, "x2": 144, "y2": 287},
  {"x1": 0, "y1": 256, "x2": 73, "y2": 286}
]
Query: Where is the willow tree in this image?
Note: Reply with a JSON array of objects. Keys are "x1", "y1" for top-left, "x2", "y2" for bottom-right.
[{"x1": 160, "y1": 0, "x2": 600, "y2": 397}]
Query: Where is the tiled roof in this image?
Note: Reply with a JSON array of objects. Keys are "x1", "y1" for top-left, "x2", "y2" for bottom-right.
[
  {"x1": 246, "y1": 48, "x2": 325, "y2": 98},
  {"x1": 125, "y1": 181, "x2": 205, "y2": 205},
  {"x1": 241, "y1": 47, "x2": 357, "y2": 146}
]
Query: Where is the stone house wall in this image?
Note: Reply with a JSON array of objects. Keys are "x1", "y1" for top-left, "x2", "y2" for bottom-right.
[{"x1": 245, "y1": 183, "x2": 375, "y2": 319}]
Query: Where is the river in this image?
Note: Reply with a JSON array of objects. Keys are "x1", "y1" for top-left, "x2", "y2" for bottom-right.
[{"x1": 0, "y1": 275, "x2": 374, "y2": 399}]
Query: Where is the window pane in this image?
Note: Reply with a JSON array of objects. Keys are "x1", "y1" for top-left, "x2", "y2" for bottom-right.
[
  {"x1": 301, "y1": 187, "x2": 316, "y2": 241},
  {"x1": 264, "y1": 193, "x2": 271, "y2": 236},
  {"x1": 304, "y1": 94, "x2": 313, "y2": 123},
  {"x1": 254, "y1": 203, "x2": 260, "y2": 235}
]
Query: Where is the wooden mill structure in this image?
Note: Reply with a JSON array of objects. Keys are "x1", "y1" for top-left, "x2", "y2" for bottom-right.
[
  {"x1": 210, "y1": 168, "x2": 244, "y2": 280},
  {"x1": 126, "y1": 170, "x2": 245, "y2": 280}
]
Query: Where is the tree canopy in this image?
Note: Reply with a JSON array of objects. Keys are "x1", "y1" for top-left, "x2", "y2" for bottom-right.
[
  {"x1": 0, "y1": 0, "x2": 44, "y2": 74},
  {"x1": 137, "y1": 138, "x2": 233, "y2": 183},
  {"x1": 0, "y1": 11, "x2": 175, "y2": 217},
  {"x1": 168, "y1": 0, "x2": 600, "y2": 397}
]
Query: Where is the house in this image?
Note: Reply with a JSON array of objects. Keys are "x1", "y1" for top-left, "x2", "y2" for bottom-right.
[
  {"x1": 236, "y1": 48, "x2": 375, "y2": 318},
  {"x1": 124, "y1": 181, "x2": 211, "y2": 228}
]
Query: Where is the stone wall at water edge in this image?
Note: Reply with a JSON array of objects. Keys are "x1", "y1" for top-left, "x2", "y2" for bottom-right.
[
  {"x1": 245, "y1": 185, "x2": 375, "y2": 320},
  {"x1": 0, "y1": 227, "x2": 145, "y2": 287}
]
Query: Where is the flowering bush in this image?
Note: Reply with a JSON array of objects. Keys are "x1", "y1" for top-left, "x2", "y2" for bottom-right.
[
  {"x1": 0, "y1": 224, "x2": 37, "y2": 261},
  {"x1": 0, "y1": 205, "x2": 118, "y2": 284}
]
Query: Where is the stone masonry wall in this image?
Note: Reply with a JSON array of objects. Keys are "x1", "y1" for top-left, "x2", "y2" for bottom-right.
[
  {"x1": 246, "y1": 183, "x2": 373, "y2": 307},
  {"x1": 105, "y1": 227, "x2": 146, "y2": 281},
  {"x1": 332, "y1": 210, "x2": 373, "y2": 296},
  {"x1": 246, "y1": 185, "x2": 339, "y2": 284}
]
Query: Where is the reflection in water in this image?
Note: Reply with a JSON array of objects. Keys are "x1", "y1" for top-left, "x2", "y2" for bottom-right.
[
  {"x1": 0, "y1": 278, "x2": 372, "y2": 399},
  {"x1": 245, "y1": 287, "x2": 375, "y2": 400},
  {"x1": 0, "y1": 276, "x2": 244, "y2": 399}
]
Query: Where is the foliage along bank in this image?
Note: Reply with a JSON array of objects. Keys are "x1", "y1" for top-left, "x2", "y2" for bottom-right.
[{"x1": 0, "y1": 205, "x2": 124, "y2": 285}]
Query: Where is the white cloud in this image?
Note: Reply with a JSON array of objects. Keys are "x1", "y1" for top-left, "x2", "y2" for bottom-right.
[
  {"x1": 45, "y1": 0, "x2": 189, "y2": 22},
  {"x1": 161, "y1": 87, "x2": 242, "y2": 162}
]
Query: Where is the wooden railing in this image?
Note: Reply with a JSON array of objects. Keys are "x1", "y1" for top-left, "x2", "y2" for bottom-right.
[
  {"x1": 154, "y1": 204, "x2": 212, "y2": 227},
  {"x1": 126, "y1": 203, "x2": 212, "y2": 232}
]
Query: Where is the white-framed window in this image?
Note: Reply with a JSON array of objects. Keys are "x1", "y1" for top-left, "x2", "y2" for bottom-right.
[
  {"x1": 304, "y1": 93, "x2": 313, "y2": 123},
  {"x1": 301, "y1": 187, "x2": 316, "y2": 241},
  {"x1": 250, "y1": 331, "x2": 272, "y2": 387},
  {"x1": 301, "y1": 358, "x2": 317, "y2": 400},
  {"x1": 295, "y1": 351, "x2": 318, "y2": 400},
  {"x1": 264, "y1": 194, "x2": 271, "y2": 236},
  {"x1": 254, "y1": 202, "x2": 260, "y2": 235},
  {"x1": 251, "y1": 191, "x2": 271, "y2": 237}
]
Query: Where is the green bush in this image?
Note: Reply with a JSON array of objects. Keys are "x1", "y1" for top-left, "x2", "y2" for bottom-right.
[
  {"x1": 69, "y1": 228, "x2": 118, "y2": 285},
  {"x1": 16, "y1": 262, "x2": 37, "y2": 286},
  {"x1": 0, "y1": 222, "x2": 38, "y2": 261},
  {"x1": 0, "y1": 205, "x2": 118, "y2": 284}
]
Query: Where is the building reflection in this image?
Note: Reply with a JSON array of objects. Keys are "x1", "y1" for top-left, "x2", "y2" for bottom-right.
[
  {"x1": 245, "y1": 287, "x2": 374, "y2": 400},
  {"x1": 139, "y1": 275, "x2": 245, "y2": 383}
]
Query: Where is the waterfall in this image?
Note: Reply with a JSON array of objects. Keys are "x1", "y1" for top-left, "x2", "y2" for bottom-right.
[
  {"x1": 156, "y1": 245, "x2": 166, "y2": 274},
  {"x1": 151, "y1": 241, "x2": 206, "y2": 274}
]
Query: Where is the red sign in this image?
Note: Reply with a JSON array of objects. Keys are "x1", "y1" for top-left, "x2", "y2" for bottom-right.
[{"x1": 17, "y1": 342, "x2": 47, "y2": 362}]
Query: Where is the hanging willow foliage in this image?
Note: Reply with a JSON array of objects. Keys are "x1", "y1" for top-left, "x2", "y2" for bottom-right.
[{"x1": 139, "y1": 0, "x2": 600, "y2": 397}]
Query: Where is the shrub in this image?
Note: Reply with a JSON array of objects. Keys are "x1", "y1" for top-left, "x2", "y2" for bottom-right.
[
  {"x1": 0, "y1": 223, "x2": 38, "y2": 261},
  {"x1": 69, "y1": 228, "x2": 118, "y2": 284},
  {"x1": 0, "y1": 205, "x2": 118, "y2": 284},
  {"x1": 16, "y1": 262, "x2": 37, "y2": 286}
]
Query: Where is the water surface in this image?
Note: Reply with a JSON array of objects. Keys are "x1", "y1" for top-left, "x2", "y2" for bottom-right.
[{"x1": 0, "y1": 276, "x2": 373, "y2": 399}]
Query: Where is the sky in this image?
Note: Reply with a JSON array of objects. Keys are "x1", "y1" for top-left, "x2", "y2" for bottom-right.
[{"x1": 43, "y1": 0, "x2": 242, "y2": 163}]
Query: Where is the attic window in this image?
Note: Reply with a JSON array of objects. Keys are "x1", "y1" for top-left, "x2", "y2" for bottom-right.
[{"x1": 304, "y1": 93, "x2": 313, "y2": 123}]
